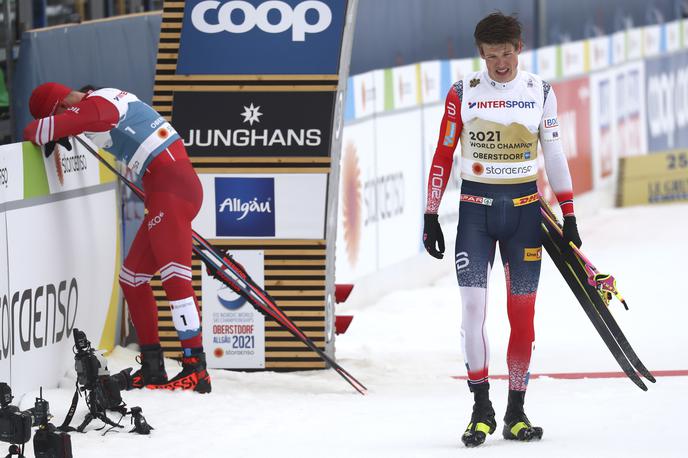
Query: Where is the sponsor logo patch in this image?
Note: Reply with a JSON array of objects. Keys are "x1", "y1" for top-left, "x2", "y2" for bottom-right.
[
  {"x1": 460, "y1": 194, "x2": 493, "y2": 206},
  {"x1": 443, "y1": 121, "x2": 457, "y2": 147},
  {"x1": 524, "y1": 247, "x2": 542, "y2": 261},
  {"x1": 147, "y1": 211, "x2": 165, "y2": 230},
  {"x1": 544, "y1": 117, "x2": 559, "y2": 128},
  {"x1": 157, "y1": 127, "x2": 170, "y2": 139},
  {"x1": 513, "y1": 193, "x2": 539, "y2": 206},
  {"x1": 467, "y1": 100, "x2": 536, "y2": 109},
  {"x1": 455, "y1": 251, "x2": 470, "y2": 270}
]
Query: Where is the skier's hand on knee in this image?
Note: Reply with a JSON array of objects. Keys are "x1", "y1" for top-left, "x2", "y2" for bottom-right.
[
  {"x1": 423, "y1": 213, "x2": 445, "y2": 259},
  {"x1": 563, "y1": 215, "x2": 582, "y2": 248}
]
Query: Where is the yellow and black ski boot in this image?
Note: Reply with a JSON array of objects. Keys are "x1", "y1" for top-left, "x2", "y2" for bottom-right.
[
  {"x1": 502, "y1": 390, "x2": 543, "y2": 442},
  {"x1": 461, "y1": 382, "x2": 496, "y2": 447}
]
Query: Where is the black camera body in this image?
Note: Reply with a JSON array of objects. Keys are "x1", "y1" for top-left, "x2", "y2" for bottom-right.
[
  {"x1": 72, "y1": 328, "x2": 132, "y2": 411},
  {"x1": 33, "y1": 423, "x2": 72, "y2": 458},
  {"x1": 0, "y1": 408, "x2": 32, "y2": 446},
  {"x1": 67, "y1": 328, "x2": 151, "y2": 435},
  {"x1": 0, "y1": 383, "x2": 32, "y2": 446}
]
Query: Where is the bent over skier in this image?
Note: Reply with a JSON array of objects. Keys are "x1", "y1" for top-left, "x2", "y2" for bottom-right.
[
  {"x1": 422, "y1": 13, "x2": 582, "y2": 446},
  {"x1": 24, "y1": 83, "x2": 211, "y2": 393}
]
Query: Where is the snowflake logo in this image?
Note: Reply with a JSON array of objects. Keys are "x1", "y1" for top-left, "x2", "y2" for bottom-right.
[{"x1": 241, "y1": 103, "x2": 263, "y2": 126}]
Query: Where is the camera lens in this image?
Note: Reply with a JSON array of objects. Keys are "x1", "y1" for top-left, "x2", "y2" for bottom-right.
[{"x1": 111, "y1": 369, "x2": 133, "y2": 391}]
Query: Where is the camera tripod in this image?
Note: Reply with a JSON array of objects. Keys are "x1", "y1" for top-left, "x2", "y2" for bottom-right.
[{"x1": 75, "y1": 390, "x2": 128, "y2": 433}]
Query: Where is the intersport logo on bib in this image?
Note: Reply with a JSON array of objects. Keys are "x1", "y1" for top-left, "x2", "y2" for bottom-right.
[{"x1": 191, "y1": 0, "x2": 333, "y2": 41}]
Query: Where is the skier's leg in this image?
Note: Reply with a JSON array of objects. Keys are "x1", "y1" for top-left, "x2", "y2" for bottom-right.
[
  {"x1": 498, "y1": 197, "x2": 543, "y2": 441},
  {"x1": 457, "y1": 206, "x2": 497, "y2": 388},
  {"x1": 142, "y1": 143, "x2": 210, "y2": 393},
  {"x1": 119, "y1": 211, "x2": 168, "y2": 387},
  {"x1": 144, "y1": 147, "x2": 204, "y2": 352},
  {"x1": 120, "y1": 217, "x2": 159, "y2": 347},
  {"x1": 456, "y1": 197, "x2": 497, "y2": 447}
]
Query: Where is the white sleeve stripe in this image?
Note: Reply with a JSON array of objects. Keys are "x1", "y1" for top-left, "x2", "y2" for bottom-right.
[
  {"x1": 38, "y1": 118, "x2": 53, "y2": 145},
  {"x1": 160, "y1": 261, "x2": 192, "y2": 273},
  {"x1": 161, "y1": 272, "x2": 193, "y2": 283},
  {"x1": 161, "y1": 268, "x2": 192, "y2": 280}
]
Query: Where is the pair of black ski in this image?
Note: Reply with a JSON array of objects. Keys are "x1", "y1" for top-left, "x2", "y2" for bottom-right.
[
  {"x1": 539, "y1": 196, "x2": 655, "y2": 391},
  {"x1": 73, "y1": 136, "x2": 367, "y2": 395}
]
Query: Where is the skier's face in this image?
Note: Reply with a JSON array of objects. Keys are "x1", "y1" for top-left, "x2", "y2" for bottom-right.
[{"x1": 480, "y1": 42, "x2": 521, "y2": 83}]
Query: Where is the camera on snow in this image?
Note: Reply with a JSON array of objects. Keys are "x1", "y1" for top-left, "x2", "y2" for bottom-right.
[
  {"x1": 0, "y1": 383, "x2": 32, "y2": 446},
  {"x1": 68, "y1": 328, "x2": 152, "y2": 435},
  {"x1": 72, "y1": 328, "x2": 133, "y2": 411},
  {"x1": 0, "y1": 384, "x2": 72, "y2": 458}
]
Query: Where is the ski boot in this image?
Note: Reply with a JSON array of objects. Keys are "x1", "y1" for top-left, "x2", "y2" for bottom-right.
[
  {"x1": 130, "y1": 344, "x2": 168, "y2": 389},
  {"x1": 148, "y1": 349, "x2": 211, "y2": 394},
  {"x1": 461, "y1": 382, "x2": 497, "y2": 447},
  {"x1": 502, "y1": 390, "x2": 543, "y2": 441}
]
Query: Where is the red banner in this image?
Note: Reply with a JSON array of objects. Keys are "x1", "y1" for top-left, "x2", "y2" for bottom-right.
[{"x1": 538, "y1": 76, "x2": 593, "y2": 204}]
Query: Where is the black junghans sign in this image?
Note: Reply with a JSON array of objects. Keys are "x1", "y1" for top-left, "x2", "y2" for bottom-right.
[{"x1": 172, "y1": 91, "x2": 335, "y2": 157}]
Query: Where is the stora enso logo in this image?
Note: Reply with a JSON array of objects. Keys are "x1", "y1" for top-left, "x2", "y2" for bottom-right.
[
  {"x1": 191, "y1": 0, "x2": 332, "y2": 41},
  {"x1": 215, "y1": 177, "x2": 276, "y2": 237}
]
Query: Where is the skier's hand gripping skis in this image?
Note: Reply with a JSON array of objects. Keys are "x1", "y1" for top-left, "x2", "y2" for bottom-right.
[
  {"x1": 541, "y1": 205, "x2": 627, "y2": 309},
  {"x1": 74, "y1": 135, "x2": 367, "y2": 395},
  {"x1": 539, "y1": 195, "x2": 655, "y2": 389}
]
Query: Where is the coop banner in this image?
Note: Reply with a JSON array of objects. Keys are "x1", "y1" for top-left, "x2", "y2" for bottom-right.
[{"x1": 177, "y1": 0, "x2": 349, "y2": 74}]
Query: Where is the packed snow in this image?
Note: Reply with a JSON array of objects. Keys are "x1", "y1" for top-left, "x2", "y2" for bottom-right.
[{"x1": 13, "y1": 203, "x2": 688, "y2": 457}]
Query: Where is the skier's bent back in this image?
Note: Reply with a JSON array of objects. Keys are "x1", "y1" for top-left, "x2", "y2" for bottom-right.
[{"x1": 24, "y1": 83, "x2": 211, "y2": 394}]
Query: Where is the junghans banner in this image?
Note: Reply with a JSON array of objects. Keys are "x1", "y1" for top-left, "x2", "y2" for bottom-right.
[{"x1": 173, "y1": 91, "x2": 335, "y2": 157}]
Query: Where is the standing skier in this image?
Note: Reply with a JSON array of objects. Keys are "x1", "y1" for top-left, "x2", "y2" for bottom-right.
[
  {"x1": 24, "y1": 83, "x2": 211, "y2": 393},
  {"x1": 423, "y1": 13, "x2": 582, "y2": 446}
]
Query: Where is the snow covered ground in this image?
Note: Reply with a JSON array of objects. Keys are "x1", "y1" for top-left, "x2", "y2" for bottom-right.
[{"x1": 14, "y1": 203, "x2": 688, "y2": 457}]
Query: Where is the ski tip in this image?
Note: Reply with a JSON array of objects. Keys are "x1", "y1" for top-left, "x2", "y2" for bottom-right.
[{"x1": 355, "y1": 383, "x2": 368, "y2": 395}]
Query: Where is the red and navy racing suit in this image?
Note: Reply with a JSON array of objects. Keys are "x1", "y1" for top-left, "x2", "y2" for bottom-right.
[{"x1": 426, "y1": 70, "x2": 575, "y2": 391}]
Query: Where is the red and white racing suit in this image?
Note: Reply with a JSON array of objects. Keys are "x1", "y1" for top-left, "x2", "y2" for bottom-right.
[{"x1": 24, "y1": 89, "x2": 203, "y2": 353}]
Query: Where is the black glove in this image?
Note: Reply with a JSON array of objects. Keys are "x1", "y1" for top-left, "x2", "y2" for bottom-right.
[
  {"x1": 563, "y1": 215, "x2": 582, "y2": 248},
  {"x1": 423, "y1": 213, "x2": 445, "y2": 259},
  {"x1": 44, "y1": 137, "x2": 72, "y2": 158}
]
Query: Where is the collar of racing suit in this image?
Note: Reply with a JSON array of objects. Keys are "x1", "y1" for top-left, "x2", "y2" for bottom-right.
[{"x1": 483, "y1": 69, "x2": 521, "y2": 91}]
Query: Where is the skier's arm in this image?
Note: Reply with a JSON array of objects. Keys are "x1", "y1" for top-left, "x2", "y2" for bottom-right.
[
  {"x1": 23, "y1": 96, "x2": 119, "y2": 145},
  {"x1": 425, "y1": 85, "x2": 463, "y2": 214},
  {"x1": 539, "y1": 86, "x2": 575, "y2": 216}
]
